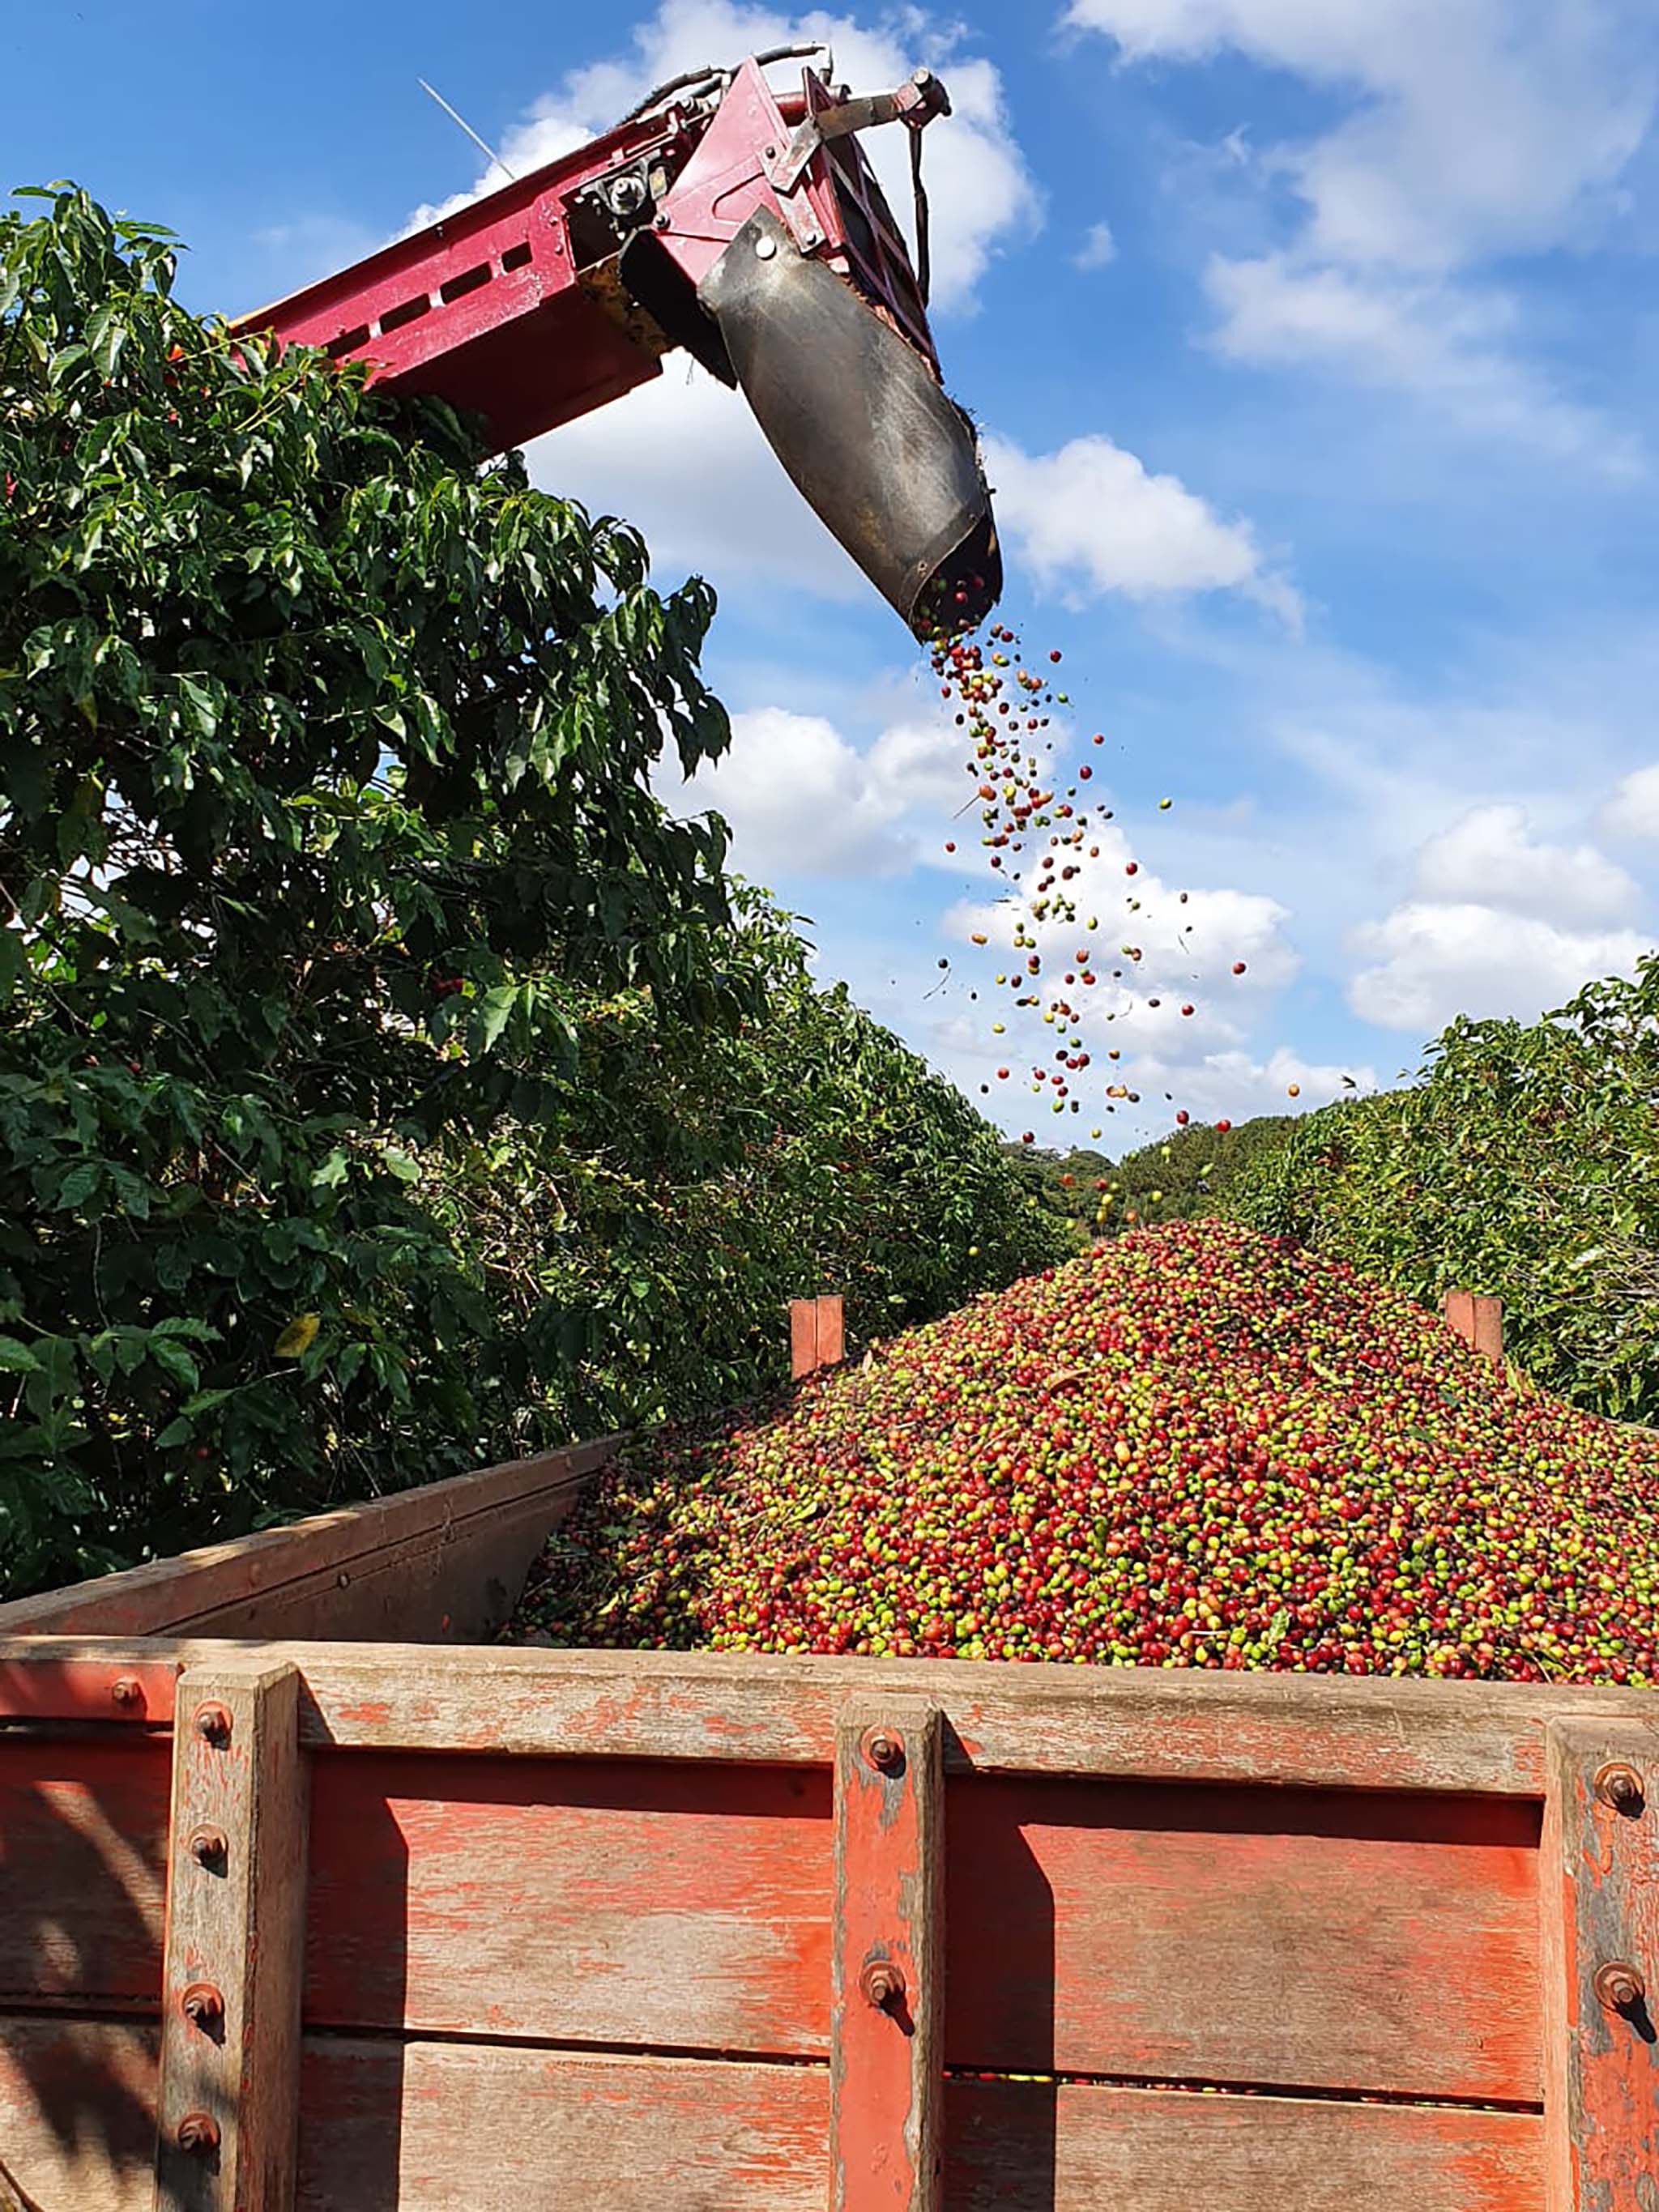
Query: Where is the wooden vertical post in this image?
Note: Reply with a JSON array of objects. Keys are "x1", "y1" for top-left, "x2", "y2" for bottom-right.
[
  {"x1": 791, "y1": 1295, "x2": 847, "y2": 1380},
  {"x1": 1444, "y1": 1289, "x2": 1504, "y2": 1366},
  {"x1": 153, "y1": 1660, "x2": 309, "y2": 2212},
  {"x1": 1542, "y1": 1722, "x2": 1659, "y2": 2211},
  {"x1": 791, "y1": 1299, "x2": 820, "y2": 1381},
  {"x1": 830, "y1": 1700, "x2": 944, "y2": 2212},
  {"x1": 1471, "y1": 1294, "x2": 1504, "y2": 1366},
  {"x1": 816, "y1": 1295, "x2": 845, "y2": 1371}
]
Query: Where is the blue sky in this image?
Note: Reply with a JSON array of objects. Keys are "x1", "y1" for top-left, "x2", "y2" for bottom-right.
[{"x1": 11, "y1": 0, "x2": 1659, "y2": 1145}]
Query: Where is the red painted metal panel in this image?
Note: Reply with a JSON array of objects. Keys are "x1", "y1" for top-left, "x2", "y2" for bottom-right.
[{"x1": 234, "y1": 58, "x2": 945, "y2": 458}]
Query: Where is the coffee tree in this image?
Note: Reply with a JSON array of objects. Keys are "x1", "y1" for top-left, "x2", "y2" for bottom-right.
[
  {"x1": 0, "y1": 185, "x2": 1064, "y2": 1597},
  {"x1": 0, "y1": 185, "x2": 740, "y2": 1588},
  {"x1": 1228, "y1": 959, "x2": 1659, "y2": 1423}
]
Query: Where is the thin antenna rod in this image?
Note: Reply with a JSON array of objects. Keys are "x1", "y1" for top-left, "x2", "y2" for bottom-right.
[{"x1": 417, "y1": 79, "x2": 518, "y2": 182}]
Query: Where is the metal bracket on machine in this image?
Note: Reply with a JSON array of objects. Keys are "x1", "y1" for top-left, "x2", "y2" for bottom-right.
[{"x1": 766, "y1": 68, "x2": 952, "y2": 197}]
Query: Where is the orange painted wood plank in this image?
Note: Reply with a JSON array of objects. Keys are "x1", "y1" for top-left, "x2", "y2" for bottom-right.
[
  {"x1": 947, "y1": 1775, "x2": 1542, "y2": 2102},
  {"x1": 945, "y1": 2076, "x2": 1545, "y2": 2212},
  {"x1": 0, "y1": 1736, "x2": 169, "y2": 2012},
  {"x1": 304, "y1": 1753, "x2": 831, "y2": 2053},
  {"x1": 0, "y1": 2017, "x2": 158, "y2": 2212},
  {"x1": 1444, "y1": 1289, "x2": 1476, "y2": 1349},
  {"x1": 1472, "y1": 1296, "x2": 1504, "y2": 1366},
  {"x1": 1541, "y1": 1722, "x2": 1659, "y2": 2212},
  {"x1": 154, "y1": 1661, "x2": 309, "y2": 2212},
  {"x1": 830, "y1": 1701, "x2": 945, "y2": 2212},
  {"x1": 792, "y1": 1298, "x2": 821, "y2": 1380},
  {"x1": 0, "y1": 1651, "x2": 177, "y2": 1723},
  {"x1": 294, "y1": 2039, "x2": 829, "y2": 2212},
  {"x1": 817, "y1": 1295, "x2": 845, "y2": 1370},
  {"x1": 7, "y1": 1638, "x2": 1659, "y2": 1795}
]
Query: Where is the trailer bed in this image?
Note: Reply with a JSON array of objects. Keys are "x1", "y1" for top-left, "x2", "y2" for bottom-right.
[{"x1": 0, "y1": 1447, "x2": 1653, "y2": 2210}]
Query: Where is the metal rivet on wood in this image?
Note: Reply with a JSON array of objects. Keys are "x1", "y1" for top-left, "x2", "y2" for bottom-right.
[{"x1": 193, "y1": 1701, "x2": 233, "y2": 1748}]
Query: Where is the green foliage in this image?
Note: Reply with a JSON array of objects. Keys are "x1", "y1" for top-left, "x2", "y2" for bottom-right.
[
  {"x1": 1226, "y1": 961, "x2": 1659, "y2": 1423},
  {"x1": 0, "y1": 185, "x2": 1058, "y2": 1599},
  {"x1": 446, "y1": 893, "x2": 1071, "y2": 1440},
  {"x1": 1011, "y1": 1115, "x2": 1296, "y2": 1241}
]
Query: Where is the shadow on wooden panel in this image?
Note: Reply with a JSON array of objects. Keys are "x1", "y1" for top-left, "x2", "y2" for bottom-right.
[
  {"x1": 0, "y1": 1737, "x2": 169, "y2": 2200},
  {"x1": 946, "y1": 1774, "x2": 1542, "y2": 2103},
  {"x1": 303, "y1": 1752, "x2": 832, "y2": 2055},
  {"x1": 946, "y1": 1766, "x2": 1058, "y2": 2210},
  {"x1": 300, "y1": 1772, "x2": 410, "y2": 2211}
]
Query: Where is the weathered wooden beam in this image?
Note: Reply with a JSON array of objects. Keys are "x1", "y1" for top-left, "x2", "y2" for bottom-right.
[
  {"x1": 8, "y1": 1637, "x2": 1659, "y2": 1798},
  {"x1": 0, "y1": 1437, "x2": 620, "y2": 1642},
  {"x1": 830, "y1": 1700, "x2": 944, "y2": 2212},
  {"x1": 1542, "y1": 1721, "x2": 1659, "y2": 2212},
  {"x1": 153, "y1": 1661, "x2": 308, "y2": 2212}
]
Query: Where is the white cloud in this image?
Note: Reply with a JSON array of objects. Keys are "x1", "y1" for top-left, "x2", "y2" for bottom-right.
[
  {"x1": 1600, "y1": 763, "x2": 1659, "y2": 842},
  {"x1": 1203, "y1": 255, "x2": 1641, "y2": 471},
  {"x1": 1067, "y1": 0, "x2": 1659, "y2": 462},
  {"x1": 1412, "y1": 803, "x2": 1640, "y2": 927},
  {"x1": 664, "y1": 706, "x2": 908, "y2": 880},
  {"x1": 982, "y1": 432, "x2": 1300, "y2": 622},
  {"x1": 663, "y1": 701, "x2": 980, "y2": 880},
  {"x1": 945, "y1": 822, "x2": 1303, "y2": 1106},
  {"x1": 532, "y1": 359, "x2": 864, "y2": 603},
  {"x1": 1126, "y1": 1043, "x2": 1375, "y2": 1123},
  {"x1": 1347, "y1": 902, "x2": 1648, "y2": 1033},
  {"x1": 1075, "y1": 219, "x2": 1118, "y2": 268},
  {"x1": 1068, "y1": 0, "x2": 1655, "y2": 270},
  {"x1": 412, "y1": 0, "x2": 1039, "y2": 316}
]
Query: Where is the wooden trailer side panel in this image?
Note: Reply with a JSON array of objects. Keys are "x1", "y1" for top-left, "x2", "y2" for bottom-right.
[
  {"x1": 5, "y1": 1639, "x2": 1655, "y2": 2212},
  {"x1": 0, "y1": 1439, "x2": 617, "y2": 1644}
]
